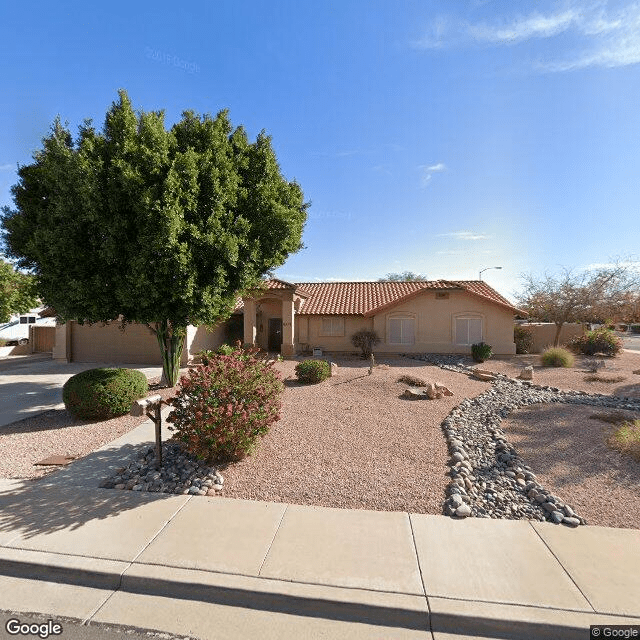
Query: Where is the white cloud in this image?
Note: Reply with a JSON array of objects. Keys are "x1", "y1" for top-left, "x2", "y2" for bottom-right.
[
  {"x1": 419, "y1": 162, "x2": 446, "y2": 186},
  {"x1": 411, "y1": 16, "x2": 450, "y2": 49},
  {"x1": 469, "y1": 8, "x2": 580, "y2": 44},
  {"x1": 539, "y1": 3, "x2": 640, "y2": 71},
  {"x1": 582, "y1": 260, "x2": 640, "y2": 271},
  {"x1": 415, "y1": 2, "x2": 640, "y2": 71},
  {"x1": 438, "y1": 230, "x2": 492, "y2": 240}
]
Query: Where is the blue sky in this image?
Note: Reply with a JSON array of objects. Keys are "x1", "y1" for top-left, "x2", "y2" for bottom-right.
[{"x1": 1, "y1": 0, "x2": 639, "y2": 301}]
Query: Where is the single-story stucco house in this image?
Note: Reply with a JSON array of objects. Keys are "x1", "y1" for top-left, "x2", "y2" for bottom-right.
[{"x1": 53, "y1": 278, "x2": 523, "y2": 363}]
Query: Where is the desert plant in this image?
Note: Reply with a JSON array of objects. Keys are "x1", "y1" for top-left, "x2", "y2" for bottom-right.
[
  {"x1": 351, "y1": 329, "x2": 380, "y2": 358},
  {"x1": 471, "y1": 342, "x2": 492, "y2": 363},
  {"x1": 167, "y1": 349, "x2": 284, "y2": 462},
  {"x1": 568, "y1": 328, "x2": 623, "y2": 356},
  {"x1": 295, "y1": 359, "x2": 331, "y2": 384},
  {"x1": 397, "y1": 374, "x2": 427, "y2": 387},
  {"x1": 584, "y1": 374, "x2": 627, "y2": 383},
  {"x1": 514, "y1": 325, "x2": 534, "y2": 354},
  {"x1": 62, "y1": 368, "x2": 148, "y2": 420},
  {"x1": 607, "y1": 419, "x2": 640, "y2": 462},
  {"x1": 540, "y1": 347, "x2": 575, "y2": 368}
]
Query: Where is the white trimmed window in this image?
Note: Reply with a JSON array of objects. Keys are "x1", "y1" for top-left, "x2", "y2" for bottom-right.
[
  {"x1": 389, "y1": 317, "x2": 415, "y2": 345},
  {"x1": 320, "y1": 316, "x2": 345, "y2": 336},
  {"x1": 455, "y1": 317, "x2": 483, "y2": 345}
]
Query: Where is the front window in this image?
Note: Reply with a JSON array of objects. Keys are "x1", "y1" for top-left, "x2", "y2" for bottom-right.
[
  {"x1": 320, "y1": 316, "x2": 345, "y2": 336},
  {"x1": 455, "y1": 317, "x2": 482, "y2": 345},
  {"x1": 389, "y1": 317, "x2": 415, "y2": 344}
]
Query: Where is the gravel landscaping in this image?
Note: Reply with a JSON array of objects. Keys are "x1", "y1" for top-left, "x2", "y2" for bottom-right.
[
  {"x1": 0, "y1": 380, "x2": 178, "y2": 480},
  {"x1": 2, "y1": 351, "x2": 640, "y2": 529}
]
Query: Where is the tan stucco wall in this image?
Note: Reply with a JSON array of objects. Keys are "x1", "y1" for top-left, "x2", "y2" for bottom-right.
[
  {"x1": 296, "y1": 290, "x2": 516, "y2": 355},
  {"x1": 300, "y1": 316, "x2": 374, "y2": 353},
  {"x1": 522, "y1": 322, "x2": 586, "y2": 353},
  {"x1": 186, "y1": 323, "x2": 228, "y2": 356}
]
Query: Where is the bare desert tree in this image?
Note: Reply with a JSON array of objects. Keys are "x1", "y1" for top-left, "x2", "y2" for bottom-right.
[{"x1": 518, "y1": 260, "x2": 639, "y2": 346}]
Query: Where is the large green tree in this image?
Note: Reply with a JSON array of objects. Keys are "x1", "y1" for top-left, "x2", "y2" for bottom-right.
[
  {"x1": 0, "y1": 259, "x2": 39, "y2": 323},
  {"x1": 1, "y1": 91, "x2": 307, "y2": 385}
]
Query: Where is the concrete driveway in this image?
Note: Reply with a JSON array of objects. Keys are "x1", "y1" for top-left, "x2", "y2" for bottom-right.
[
  {"x1": 623, "y1": 334, "x2": 640, "y2": 352},
  {"x1": 0, "y1": 356, "x2": 166, "y2": 429}
]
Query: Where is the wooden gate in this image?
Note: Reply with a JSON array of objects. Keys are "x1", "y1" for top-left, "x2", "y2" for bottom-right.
[{"x1": 30, "y1": 326, "x2": 55, "y2": 352}]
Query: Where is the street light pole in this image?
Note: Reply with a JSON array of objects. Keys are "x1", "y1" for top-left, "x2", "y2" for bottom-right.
[{"x1": 479, "y1": 266, "x2": 502, "y2": 280}]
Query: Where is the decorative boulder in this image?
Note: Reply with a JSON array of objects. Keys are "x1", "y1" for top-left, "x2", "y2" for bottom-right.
[
  {"x1": 518, "y1": 366, "x2": 534, "y2": 381},
  {"x1": 472, "y1": 369, "x2": 496, "y2": 381}
]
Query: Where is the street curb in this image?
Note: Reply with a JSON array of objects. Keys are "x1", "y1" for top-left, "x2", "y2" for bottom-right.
[{"x1": 2, "y1": 549, "x2": 637, "y2": 639}]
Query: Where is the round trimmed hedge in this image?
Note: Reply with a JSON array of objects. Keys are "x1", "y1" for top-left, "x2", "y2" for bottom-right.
[{"x1": 62, "y1": 368, "x2": 149, "y2": 420}]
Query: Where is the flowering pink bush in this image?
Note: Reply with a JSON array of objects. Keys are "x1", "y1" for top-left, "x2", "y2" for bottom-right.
[{"x1": 167, "y1": 346, "x2": 284, "y2": 462}]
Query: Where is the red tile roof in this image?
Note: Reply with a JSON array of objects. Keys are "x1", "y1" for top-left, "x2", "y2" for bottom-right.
[{"x1": 235, "y1": 279, "x2": 522, "y2": 315}]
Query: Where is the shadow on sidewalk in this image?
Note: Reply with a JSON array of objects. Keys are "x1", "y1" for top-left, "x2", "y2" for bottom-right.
[{"x1": 0, "y1": 442, "x2": 178, "y2": 539}]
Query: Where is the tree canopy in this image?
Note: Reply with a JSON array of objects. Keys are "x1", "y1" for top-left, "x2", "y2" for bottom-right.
[
  {"x1": 1, "y1": 90, "x2": 307, "y2": 384},
  {"x1": 0, "y1": 259, "x2": 39, "y2": 323},
  {"x1": 378, "y1": 271, "x2": 427, "y2": 282},
  {"x1": 518, "y1": 262, "x2": 639, "y2": 346}
]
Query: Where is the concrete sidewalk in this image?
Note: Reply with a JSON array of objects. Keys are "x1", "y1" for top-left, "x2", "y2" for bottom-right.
[{"x1": 0, "y1": 417, "x2": 639, "y2": 639}]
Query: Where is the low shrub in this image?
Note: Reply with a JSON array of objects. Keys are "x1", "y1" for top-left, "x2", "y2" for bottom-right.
[
  {"x1": 216, "y1": 344, "x2": 235, "y2": 356},
  {"x1": 607, "y1": 419, "x2": 640, "y2": 462},
  {"x1": 568, "y1": 328, "x2": 623, "y2": 356},
  {"x1": 397, "y1": 374, "x2": 427, "y2": 387},
  {"x1": 584, "y1": 374, "x2": 627, "y2": 383},
  {"x1": 631, "y1": 324, "x2": 640, "y2": 335},
  {"x1": 168, "y1": 347, "x2": 284, "y2": 462},
  {"x1": 0, "y1": 338, "x2": 7, "y2": 347},
  {"x1": 63, "y1": 368, "x2": 148, "y2": 420},
  {"x1": 541, "y1": 347, "x2": 575, "y2": 368},
  {"x1": 351, "y1": 329, "x2": 380, "y2": 358},
  {"x1": 295, "y1": 359, "x2": 331, "y2": 384},
  {"x1": 514, "y1": 325, "x2": 534, "y2": 354},
  {"x1": 471, "y1": 342, "x2": 492, "y2": 363},
  {"x1": 195, "y1": 349, "x2": 216, "y2": 365}
]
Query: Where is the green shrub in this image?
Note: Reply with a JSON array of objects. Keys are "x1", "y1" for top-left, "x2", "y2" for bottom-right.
[
  {"x1": 568, "y1": 328, "x2": 623, "y2": 356},
  {"x1": 471, "y1": 342, "x2": 492, "y2": 363},
  {"x1": 514, "y1": 325, "x2": 534, "y2": 354},
  {"x1": 168, "y1": 348, "x2": 284, "y2": 462},
  {"x1": 63, "y1": 368, "x2": 148, "y2": 420},
  {"x1": 541, "y1": 347, "x2": 575, "y2": 368},
  {"x1": 216, "y1": 343, "x2": 235, "y2": 356},
  {"x1": 631, "y1": 324, "x2": 640, "y2": 335},
  {"x1": 295, "y1": 359, "x2": 331, "y2": 384},
  {"x1": 194, "y1": 349, "x2": 217, "y2": 365},
  {"x1": 0, "y1": 338, "x2": 7, "y2": 347},
  {"x1": 351, "y1": 329, "x2": 380, "y2": 358}
]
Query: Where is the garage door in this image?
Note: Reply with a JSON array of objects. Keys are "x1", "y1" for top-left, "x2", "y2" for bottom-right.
[{"x1": 71, "y1": 321, "x2": 164, "y2": 364}]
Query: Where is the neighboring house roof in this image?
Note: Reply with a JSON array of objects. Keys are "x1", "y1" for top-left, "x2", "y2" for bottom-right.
[{"x1": 238, "y1": 279, "x2": 523, "y2": 316}]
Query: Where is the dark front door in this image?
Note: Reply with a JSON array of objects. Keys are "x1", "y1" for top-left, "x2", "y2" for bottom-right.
[{"x1": 268, "y1": 318, "x2": 282, "y2": 352}]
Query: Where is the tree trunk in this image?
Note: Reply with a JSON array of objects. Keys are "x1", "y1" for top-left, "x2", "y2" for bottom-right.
[
  {"x1": 553, "y1": 322, "x2": 563, "y2": 347},
  {"x1": 155, "y1": 320, "x2": 186, "y2": 388}
]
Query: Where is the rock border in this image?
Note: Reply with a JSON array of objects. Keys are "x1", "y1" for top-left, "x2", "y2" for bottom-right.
[{"x1": 406, "y1": 354, "x2": 640, "y2": 526}]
